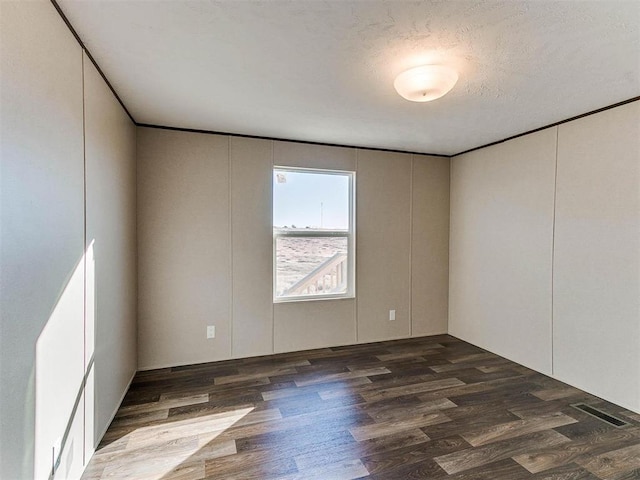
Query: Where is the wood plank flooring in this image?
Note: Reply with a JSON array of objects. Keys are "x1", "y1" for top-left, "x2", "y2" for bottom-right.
[{"x1": 82, "y1": 335, "x2": 640, "y2": 480}]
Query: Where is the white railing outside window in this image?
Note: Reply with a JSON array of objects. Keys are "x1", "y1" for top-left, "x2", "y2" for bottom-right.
[{"x1": 273, "y1": 167, "x2": 355, "y2": 302}]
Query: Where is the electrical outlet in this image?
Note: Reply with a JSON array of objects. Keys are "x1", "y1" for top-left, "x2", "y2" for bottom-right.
[
  {"x1": 207, "y1": 325, "x2": 215, "y2": 339},
  {"x1": 389, "y1": 309, "x2": 396, "y2": 321}
]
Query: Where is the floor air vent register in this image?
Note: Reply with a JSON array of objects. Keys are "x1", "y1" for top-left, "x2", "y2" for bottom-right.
[{"x1": 571, "y1": 403, "x2": 630, "y2": 427}]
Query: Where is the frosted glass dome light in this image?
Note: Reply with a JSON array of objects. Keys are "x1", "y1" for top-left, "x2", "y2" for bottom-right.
[{"x1": 393, "y1": 65, "x2": 458, "y2": 102}]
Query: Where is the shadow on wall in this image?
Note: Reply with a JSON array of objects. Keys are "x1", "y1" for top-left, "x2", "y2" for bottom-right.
[{"x1": 34, "y1": 240, "x2": 95, "y2": 480}]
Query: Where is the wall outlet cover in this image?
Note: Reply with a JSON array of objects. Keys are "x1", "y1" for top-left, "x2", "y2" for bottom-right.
[
  {"x1": 389, "y1": 310, "x2": 396, "y2": 321},
  {"x1": 207, "y1": 325, "x2": 215, "y2": 339}
]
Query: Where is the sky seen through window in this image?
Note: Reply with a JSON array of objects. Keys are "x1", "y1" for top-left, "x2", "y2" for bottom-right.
[{"x1": 273, "y1": 170, "x2": 349, "y2": 230}]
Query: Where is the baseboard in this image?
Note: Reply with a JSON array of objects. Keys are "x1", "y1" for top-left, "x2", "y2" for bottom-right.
[
  {"x1": 77, "y1": 369, "x2": 135, "y2": 478},
  {"x1": 549, "y1": 372, "x2": 640, "y2": 416},
  {"x1": 446, "y1": 333, "x2": 640, "y2": 416},
  {"x1": 139, "y1": 333, "x2": 453, "y2": 371},
  {"x1": 138, "y1": 357, "x2": 233, "y2": 371},
  {"x1": 94, "y1": 369, "x2": 136, "y2": 447},
  {"x1": 411, "y1": 329, "x2": 448, "y2": 338}
]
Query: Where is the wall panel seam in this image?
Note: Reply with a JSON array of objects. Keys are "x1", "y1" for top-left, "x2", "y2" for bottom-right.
[
  {"x1": 445, "y1": 157, "x2": 451, "y2": 331},
  {"x1": 409, "y1": 155, "x2": 414, "y2": 337},
  {"x1": 81, "y1": 49, "x2": 88, "y2": 468},
  {"x1": 228, "y1": 137, "x2": 234, "y2": 358},
  {"x1": 447, "y1": 157, "x2": 453, "y2": 335},
  {"x1": 134, "y1": 127, "x2": 139, "y2": 367},
  {"x1": 355, "y1": 149, "x2": 359, "y2": 343},
  {"x1": 271, "y1": 140, "x2": 275, "y2": 354},
  {"x1": 551, "y1": 126, "x2": 559, "y2": 376}
]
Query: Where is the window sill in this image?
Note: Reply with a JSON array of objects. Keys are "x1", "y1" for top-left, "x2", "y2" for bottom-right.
[{"x1": 273, "y1": 294, "x2": 355, "y2": 304}]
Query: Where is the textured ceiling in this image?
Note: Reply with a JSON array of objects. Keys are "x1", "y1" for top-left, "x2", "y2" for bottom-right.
[{"x1": 58, "y1": 0, "x2": 640, "y2": 155}]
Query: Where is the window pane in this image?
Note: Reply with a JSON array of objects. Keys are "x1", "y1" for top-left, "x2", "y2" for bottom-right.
[
  {"x1": 273, "y1": 170, "x2": 349, "y2": 230},
  {"x1": 275, "y1": 236, "x2": 348, "y2": 298},
  {"x1": 273, "y1": 167, "x2": 354, "y2": 302}
]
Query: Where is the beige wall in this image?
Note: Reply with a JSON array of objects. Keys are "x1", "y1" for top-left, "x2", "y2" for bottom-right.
[
  {"x1": 357, "y1": 150, "x2": 412, "y2": 342},
  {"x1": 4, "y1": 4, "x2": 637, "y2": 476},
  {"x1": 0, "y1": 2, "x2": 137, "y2": 477},
  {"x1": 274, "y1": 142, "x2": 359, "y2": 353},
  {"x1": 449, "y1": 128, "x2": 558, "y2": 374},
  {"x1": 553, "y1": 102, "x2": 640, "y2": 412},
  {"x1": 274, "y1": 299, "x2": 357, "y2": 353},
  {"x1": 83, "y1": 54, "x2": 138, "y2": 445},
  {"x1": 137, "y1": 129, "x2": 232, "y2": 369},
  {"x1": 137, "y1": 128, "x2": 450, "y2": 368},
  {"x1": 230, "y1": 137, "x2": 274, "y2": 357},
  {"x1": 450, "y1": 101, "x2": 640, "y2": 411},
  {"x1": 411, "y1": 156, "x2": 450, "y2": 337}
]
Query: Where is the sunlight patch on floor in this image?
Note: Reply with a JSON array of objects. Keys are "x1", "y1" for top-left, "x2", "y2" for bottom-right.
[{"x1": 97, "y1": 407, "x2": 254, "y2": 480}]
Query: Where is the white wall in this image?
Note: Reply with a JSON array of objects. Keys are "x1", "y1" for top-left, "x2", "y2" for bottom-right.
[
  {"x1": 553, "y1": 102, "x2": 640, "y2": 413},
  {"x1": 449, "y1": 128, "x2": 557, "y2": 374},
  {"x1": 0, "y1": 2, "x2": 137, "y2": 477},
  {"x1": 136, "y1": 128, "x2": 450, "y2": 369},
  {"x1": 1, "y1": 3, "x2": 84, "y2": 478},
  {"x1": 449, "y1": 101, "x2": 640, "y2": 412}
]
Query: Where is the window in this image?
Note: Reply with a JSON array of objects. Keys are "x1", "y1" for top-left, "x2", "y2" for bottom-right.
[{"x1": 273, "y1": 167, "x2": 355, "y2": 302}]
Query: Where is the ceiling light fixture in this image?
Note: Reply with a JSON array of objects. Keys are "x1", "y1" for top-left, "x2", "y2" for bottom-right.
[{"x1": 394, "y1": 65, "x2": 458, "y2": 102}]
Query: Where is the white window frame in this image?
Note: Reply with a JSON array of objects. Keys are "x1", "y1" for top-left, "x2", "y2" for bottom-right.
[{"x1": 273, "y1": 166, "x2": 356, "y2": 303}]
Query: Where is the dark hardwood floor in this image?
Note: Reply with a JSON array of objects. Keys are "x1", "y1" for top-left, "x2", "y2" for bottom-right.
[{"x1": 82, "y1": 335, "x2": 640, "y2": 479}]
